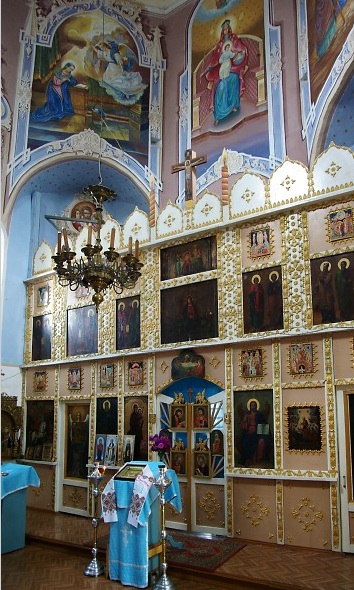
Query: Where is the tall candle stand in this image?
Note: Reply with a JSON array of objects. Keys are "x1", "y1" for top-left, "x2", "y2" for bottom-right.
[
  {"x1": 84, "y1": 462, "x2": 105, "y2": 577},
  {"x1": 153, "y1": 466, "x2": 176, "y2": 590}
]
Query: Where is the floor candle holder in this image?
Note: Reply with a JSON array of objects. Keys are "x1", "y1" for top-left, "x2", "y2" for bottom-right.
[
  {"x1": 84, "y1": 462, "x2": 105, "y2": 577},
  {"x1": 153, "y1": 466, "x2": 176, "y2": 590}
]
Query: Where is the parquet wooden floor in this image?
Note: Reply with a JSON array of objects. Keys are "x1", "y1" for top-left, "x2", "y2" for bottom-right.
[{"x1": 1, "y1": 508, "x2": 354, "y2": 590}]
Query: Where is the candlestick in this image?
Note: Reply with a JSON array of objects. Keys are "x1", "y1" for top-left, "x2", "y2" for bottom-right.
[
  {"x1": 87, "y1": 225, "x2": 92, "y2": 246},
  {"x1": 84, "y1": 462, "x2": 105, "y2": 577},
  {"x1": 110, "y1": 228, "x2": 116, "y2": 249},
  {"x1": 153, "y1": 467, "x2": 175, "y2": 590},
  {"x1": 135, "y1": 239, "x2": 139, "y2": 258},
  {"x1": 62, "y1": 228, "x2": 69, "y2": 249},
  {"x1": 57, "y1": 232, "x2": 62, "y2": 254},
  {"x1": 128, "y1": 236, "x2": 133, "y2": 255}
]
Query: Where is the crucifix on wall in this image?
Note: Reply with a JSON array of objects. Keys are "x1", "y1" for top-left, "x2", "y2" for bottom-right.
[{"x1": 171, "y1": 149, "x2": 207, "y2": 203}]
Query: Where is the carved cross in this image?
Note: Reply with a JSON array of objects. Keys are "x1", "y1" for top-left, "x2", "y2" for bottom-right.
[{"x1": 171, "y1": 149, "x2": 207, "y2": 202}]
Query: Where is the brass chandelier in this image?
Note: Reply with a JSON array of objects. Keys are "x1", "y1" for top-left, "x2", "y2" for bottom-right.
[{"x1": 52, "y1": 184, "x2": 143, "y2": 310}]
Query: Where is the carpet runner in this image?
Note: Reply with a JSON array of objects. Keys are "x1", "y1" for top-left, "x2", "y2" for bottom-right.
[{"x1": 92, "y1": 529, "x2": 245, "y2": 572}]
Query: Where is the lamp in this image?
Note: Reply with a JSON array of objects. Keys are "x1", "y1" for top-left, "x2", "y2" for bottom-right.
[
  {"x1": 51, "y1": 8, "x2": 143, "y2": 310},
  {"x1": 52, "y1": 189, "x2": 143, "y2": 310}
]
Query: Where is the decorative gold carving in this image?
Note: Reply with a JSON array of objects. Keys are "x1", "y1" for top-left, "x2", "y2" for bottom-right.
[
  {"x1": 240, "y1": 494, "x2": 270, "y2": 526},
  {"x1": 276, "y1": 481, "x2": 284, "y2": 543},
  {"x1": 273, "y1": 341, "x2": 282, "y2": 469},
  {"x1": 324, "y1": 338, "x2": 337, "y2": 473},
  {"x1": 160, "y1": 360, "x2": 168, "y2": 373},
  {"x1": 31, "y1": 482, "x2": 45, "y2": 496},
  {"x1": 68, "y1": 487, "x2": 86, "y2": 508},
  {"x1": 325, "y1": 161, "x2": 341, "y2": 177},
  {"x1": 198, "y1": 489, "x2": 221, "y2": 520},
  {"x1": 330, "y1": 478, "x2": 340, "y2": 549},
  {"x1": 241, "y1": 188, "x2": 255, "y2": 203},
  {"x1": 291, "y1": 496, "x2": 324, "y2": 532},
  {"x1": 280, "y1": 175, "x2": 296, "y2": 191},
  {"x1": 209, "y1": 356, "x2": 221, "y2": 368}
]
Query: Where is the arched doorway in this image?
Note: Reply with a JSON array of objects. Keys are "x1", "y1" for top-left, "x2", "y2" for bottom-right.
[{"x1": 156, "y1": 375, "x2": 227, "y2": 535}]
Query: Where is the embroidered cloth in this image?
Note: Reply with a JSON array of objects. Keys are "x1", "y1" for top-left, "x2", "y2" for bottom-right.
[
  {"x1": 127, "y1": 463, "x2": 155, "y2": 528},
  {"x1": 106, "y1": 461, "x2": 181, "y2": 588}
]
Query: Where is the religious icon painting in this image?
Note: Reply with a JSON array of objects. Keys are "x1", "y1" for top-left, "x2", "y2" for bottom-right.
[
  {"x1": 286, "y1": 405, "x2": 323, "y2": 453},
  {"x1": 124, "y1": 396, "x2": 148, "y2": 462},
  {"x1": 288, "y1": 343, "x2": 315, "y2": 376},
  {"x1": 32, "y1": 314, "x2": 52, "y2": 361},
  {"x1": 249, "y1": 226, "x2": 272, "y2": 259},
  {"x1": 104, "y1": 435, "x2": 118, "y2": 466},
  {"x1": 240, "y1": 348, "x2": 264, "y2": 379},
  {"x1": 33, "y1": 370, "x2": 47, "y2": 392},
  {"x1": 193, "y1": 404, "x2": 210, "y2": 429},
  {"x1": 25, "y1": 446, "x2": 34, "y2": 460},
  {"x1": 327, "y1": 206, "x2": 354, "y2": 242},
  {"x1": 65, "y1": 404, "x2": 90, "y2": 479},
  {"x1": 70, "y1": 200, "x2": 98, "y2": 233},
  {"x1": 127, "y1": 360, "x2": 145, "y2": 387},
  {"x1": 242, "y1": 266, "x2": 283, "y2": 335},
  {"x1": 94, "y1": 434, "x2": 107, "y2": 463},
  {"x1": 25, "y1": 400, "x2": 54, "y2": 453},
  {"x1": 310, "y1": 252, "x2": 354, "y2": 325},
  {"x1": 75, "y1": 285, "x2": 90, "y2": 299},
  {"x1": 116, "y1": 296, "x2": 141, "y2": 350},
  {"x1": 171, "y1": 450, "x2": 186, "y2": 475},
  {"x1": 67, "y1": 305, "x2": 98, "y2": 357},
  {"x1": 160, "y1": 280, "x2": 219, "y2": 344},
  {"x1": 33, "y1": 444, "x2": 43, "y2": 461},
  {"x1": 37, "y1": 284, "x2": 49, "y2": 307},
  {"x1": 233, "y1": 389, "x2": 274, "y2": 469},
  {"x1": 122, "y1": 434, "x2": 135, "y2": 463},
  {"x1": 96, "y1": 397, "x2": 118, "y2": 435},
  {"x1": 68, "y1": 367, "x2": 82, "y2": 390},
  {"x1": 170, "y1": 404, "x2": 187, "y2": 429},
  {"x1": 99, "y1": 364, "x2": 114, "y2": 389},
  {"x1": 211, "y1": 429, "x2": 224, "y2": 456},
  {"x1": 194, "y1": 451, "x2": 210, "y2": 477},
  {"x1": 160, "y1": 236, "x2": 217, "y2": 281},
  {"x1": 42, "y1": 443, "x2": 53, "y2": 462}
]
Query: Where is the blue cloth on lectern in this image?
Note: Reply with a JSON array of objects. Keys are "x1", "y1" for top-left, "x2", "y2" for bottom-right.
[
  {"x1": 107, "y1": 461, "x2": 181, "y2": 588},
  {"x1": 1, "y1": 463, "x2": 40, "y2": 499}
]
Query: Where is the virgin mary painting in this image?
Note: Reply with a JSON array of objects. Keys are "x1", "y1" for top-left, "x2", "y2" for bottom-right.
[{"x1": 30, "y1": 62, "x2": 78, "y2": 122}]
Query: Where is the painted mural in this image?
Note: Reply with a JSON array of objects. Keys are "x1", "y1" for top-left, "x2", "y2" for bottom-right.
[
  {"x1": 307, "y1": 0, "x2": 353, "y2": 104},
  {"x1": 191, "y1": 0, "x2": 268, "y2": 160},
  {"x1": 28, "y1": 10, "x2": 150, "y2": 164}
]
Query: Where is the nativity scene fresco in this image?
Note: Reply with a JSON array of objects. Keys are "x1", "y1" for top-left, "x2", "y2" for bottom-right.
[{"x1": 28, "y1": 10, "x2": 150, "y2": 164}]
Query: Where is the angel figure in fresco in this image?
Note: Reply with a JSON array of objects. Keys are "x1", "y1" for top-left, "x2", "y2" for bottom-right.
[{"x1": 88, "y1": 39, "x2": 147, "y2": 105}]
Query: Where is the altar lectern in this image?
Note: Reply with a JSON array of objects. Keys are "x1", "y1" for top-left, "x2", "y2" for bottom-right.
[{"x1": 102, "y1": 461, "x2": 181, "y2": 589}]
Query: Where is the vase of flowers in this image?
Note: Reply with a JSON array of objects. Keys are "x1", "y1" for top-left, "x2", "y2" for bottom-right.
[{"x1": 149, "y1": 432, "x2": 171, "y2": 464}]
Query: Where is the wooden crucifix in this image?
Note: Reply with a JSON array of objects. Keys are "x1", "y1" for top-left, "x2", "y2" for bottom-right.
[{"x1": 171, "y1": 149, "x2": 207, "y2": 202}]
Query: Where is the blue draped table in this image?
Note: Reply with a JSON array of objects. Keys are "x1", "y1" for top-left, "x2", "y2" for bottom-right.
[
  {"x1": 1, "y1": 462, "x2": 40, "y2": 554},
  {"x1": 107, "y1": 462, "x2": 181, "y2": 588}
]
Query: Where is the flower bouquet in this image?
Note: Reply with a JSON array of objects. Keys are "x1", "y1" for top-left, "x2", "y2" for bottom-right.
[{"x1": 149, "y1": 432, "x2": 171, "y2": 463}]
